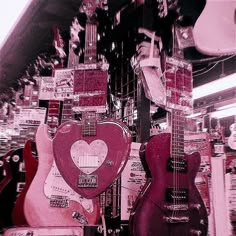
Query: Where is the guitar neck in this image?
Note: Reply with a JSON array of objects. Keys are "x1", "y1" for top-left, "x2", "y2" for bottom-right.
[
  {"x1": 171, "y1": 109, "x2": 185, "y2": 159},
  {"x1": 61, "y1": 98, "x2": 74, "y2": 124}
]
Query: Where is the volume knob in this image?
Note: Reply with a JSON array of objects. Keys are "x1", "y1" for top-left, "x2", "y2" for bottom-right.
[{"x1": 190, "y1": 229, "x2": 202, "y2": 235}]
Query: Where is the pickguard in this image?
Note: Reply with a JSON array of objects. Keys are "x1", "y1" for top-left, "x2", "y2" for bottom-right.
[{"x1": 44, "y1": 161, "x2": 94, "y2": 213}]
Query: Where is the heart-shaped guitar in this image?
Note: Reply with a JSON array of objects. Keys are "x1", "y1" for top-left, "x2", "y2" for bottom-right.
[{"x1": 53, "y1": 114, "x2": 132, "y2": 199}]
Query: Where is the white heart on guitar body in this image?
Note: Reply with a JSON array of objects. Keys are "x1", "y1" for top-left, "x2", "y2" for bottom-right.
[{"x1": 70, "y1": 139, "x2": 108, "y2": 174}]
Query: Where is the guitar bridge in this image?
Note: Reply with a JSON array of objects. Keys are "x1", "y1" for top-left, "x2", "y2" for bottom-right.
[
  {"x1": 164, "y1": 216, "x2": 189, "y2": 224},
  {"x1": 49, "y1": 195, "x2": 69, "y2": 208}
]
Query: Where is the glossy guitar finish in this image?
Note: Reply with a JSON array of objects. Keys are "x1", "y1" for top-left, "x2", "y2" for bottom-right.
[
  {"x1": 24, "y1": 124, "x2": 100, "y2": 227},
  {"x1": 53, "y1": 118, "x2": 132, "y2": 199},
  {"x1": 130, "y1": 133, "x2": 208, "y2": 236},
  {"x1": 0, "y1": 150, "x2": 13, "y2": 192},
  {"x1": 193, "y1": 0, "x2": 236, "y2": 55},
  {"x1": 12, "y1": 140, "x2": 38, "y2": 226},
  {"x1": 0, "y1": 148, "x2": 24, "y2": 229}
]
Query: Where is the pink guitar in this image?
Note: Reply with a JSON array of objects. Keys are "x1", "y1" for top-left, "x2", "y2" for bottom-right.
[
  {"x1": 24, "y1": 98, "x2": 100, "y2": 226},
  {"x1": 24, "y1": 124, "x2": 100, "y2": 226},
  {"x1": 193, "y1": 0, "x2": 236, "y2": 55}
]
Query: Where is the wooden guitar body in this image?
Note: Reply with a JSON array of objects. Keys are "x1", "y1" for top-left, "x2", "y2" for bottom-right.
[
  {"x1": 12, "y1": 140, "x2": 38, "y2": 226},
  {"x1": 193, "y1": 0, "x2": 236, "y2": 55},
  {"x1": 24, "y1": 124, "x2": 100, "y2": 227},
  {"x1": 53, "y1": 119, "x2": 132, "y2": 199},
  {"x1": 130, "y1": 133, "x2": 208, "y2": 236}
]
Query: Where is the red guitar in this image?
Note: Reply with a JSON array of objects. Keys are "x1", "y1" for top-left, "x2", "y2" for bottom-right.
[
  {"x1": 12, "y1": 139, "x2": 38, "y2": 226},
  {"x1": 129, "y1": 57, "x2": 208, "y2": 235},
  {"x1": 53, "y1": 0, "x2": 132, "y2": 199}
]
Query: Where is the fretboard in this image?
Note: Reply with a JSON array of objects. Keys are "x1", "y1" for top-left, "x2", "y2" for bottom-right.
[
  {"x1": 84, "y1": 23, "x2": 97, "y2": 64},
  {"x1": 82, "y1": 112, "x2": 96, "y2": 136},
  {"x1": 61, "y1": 98, "x2": 74, "y2": 124},
  {"x1": 171, "y1": 109, "x2": 185, "y2": 159}
]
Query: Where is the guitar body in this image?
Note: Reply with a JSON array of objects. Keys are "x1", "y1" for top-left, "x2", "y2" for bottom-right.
[
  {"x1": 0, "y1": 148, "x2": 24, "y2": 229},
  {"x1": 53, "y1": 119, "x2": 132, "y2": 199},
  {"x1": 130, "y1": 133, "x2": 208, "y2": 236},
  {"x1": 24, "y1": 124, "x2": 100, "y2": 227},
  {"x1": 0, "y1": 150, "x2": 13, "y2": 192},
  {"x1": 228, "y1": 123, "x2": 236, "y2": 150},
  {"x1": 12, "y1": 140, "x2": 38, "y2": 226},
  {"x1": 193, "y1": 0, "x2": 236, "y2": 55}
]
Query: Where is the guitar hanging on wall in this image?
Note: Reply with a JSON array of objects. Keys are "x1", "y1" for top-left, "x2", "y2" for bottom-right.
[
  {"x1": 129, "y1": 56, "x2": 208, "y2": 235},
  {"x1": 24, "y1": 98, "x2": 100, "y2": 225},
  {"x1": 53, "y1": 0, "x2": 132, "y2": 199},
  {"x1": 12, "y1": 139, "x2": 38, "y2": 226},
  {"x1": 193, "y1": 0, "x2": 236, "y2": 55}
]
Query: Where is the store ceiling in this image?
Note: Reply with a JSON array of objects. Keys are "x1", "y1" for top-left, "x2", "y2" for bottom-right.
[{"x1": 0, "y1": 0, "x2": 235, "y2": 97}]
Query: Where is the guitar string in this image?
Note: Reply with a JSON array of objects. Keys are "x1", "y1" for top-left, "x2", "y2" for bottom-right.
[{"x1": 172, "y1": 66, "x2": 178, "y2": 217}]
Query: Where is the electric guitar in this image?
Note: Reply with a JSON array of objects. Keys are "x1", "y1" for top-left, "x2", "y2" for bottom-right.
[
  {"x1": 228, "y1": 123, "x2": 236, "y2": 150},
  {"x1": 0, "y1": 148, "x2": 24, "y2": 229},
  {"x1": 24, "y1": 98, "x2": 100, "y2": 226},
  {"x1": 129, "y1": 57, "x2": 208, "y2": 235},
  {"x1": 193, "y1": 0, "x2": 236, "y2": 55},
  {"x1": 0, "y1": 150, "x2": 13, "y2": 232},
  {"x1": 53, "y1": 0, "x2": 132, "y2": 199},
  {"x1": 0, "y1": 150, "x2": 13, "y2": 193},
  {"x1": 12, "y1": 139, "x2": 38, "y2": 226}
]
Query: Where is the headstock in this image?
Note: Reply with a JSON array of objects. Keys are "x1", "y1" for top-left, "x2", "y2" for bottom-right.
[{"x1": 80, "y1": 0, "x2": 106, "y2": 22}]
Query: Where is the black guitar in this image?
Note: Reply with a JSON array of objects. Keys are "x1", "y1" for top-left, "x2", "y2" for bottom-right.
[{"x1": 0, "y1": 148, "x2": 24, "y2": 230}]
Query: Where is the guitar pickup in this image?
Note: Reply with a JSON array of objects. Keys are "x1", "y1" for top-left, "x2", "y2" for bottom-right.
[
  {"x1": 78, "y1": 174, "x2": 98, "y2": 188},
  {"x1": 166, "y1": 188, "x2": 188, "y2": 203},
  {"x1": 167, "y1": 158, "x2": 187, "y2": 173},
  {"x1": 163, "y1": 216, "x2": 189, "y2": 224}
]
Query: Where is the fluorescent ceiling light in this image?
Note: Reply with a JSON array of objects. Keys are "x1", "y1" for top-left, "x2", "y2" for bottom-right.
[
  {"x1": 0, "y1": 1, "x2": 31, "y2": 48},
  {"x1": 193, "y1": 73, "x2": 236, "y2": 100},
  {"x1": 211, "y1": 107, "x2": 236, "y2": 119},
  {"x1": 216, "y1": 103, "x2": 236, "y2": 111}
]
